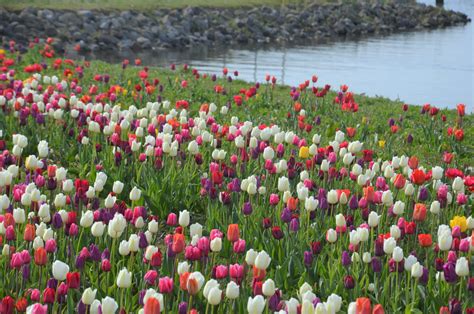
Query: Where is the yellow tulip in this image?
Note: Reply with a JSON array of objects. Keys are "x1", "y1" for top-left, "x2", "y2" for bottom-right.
[
  {"x1": 299, "y1": 146, "x2": 309, "y2": 159},
  {"x1": 450, "y1": 216, "x2": 467, "y2": 232}
]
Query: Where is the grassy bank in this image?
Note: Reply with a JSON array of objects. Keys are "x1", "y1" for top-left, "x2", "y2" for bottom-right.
[{"x1": 12, "y1": 46, "x2": 474, "y2": 169}]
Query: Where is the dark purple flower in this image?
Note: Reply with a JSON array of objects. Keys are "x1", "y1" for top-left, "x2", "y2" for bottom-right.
[
  {"x1": 242, "y1": 202, "x2": 253, "y2": 216},
  {"x1": 138, "y1": 289, "x2": 146, "y2": 306},
  {"x1": 268, "y1": 290, "x2": 281, "y2": 312},
  {"x1": 47, "y1": 278, "x2": 58, "y2": 289},
  {"x1": 178, "y1": 302, "x2": 188, "y2": 314},
  {"x1": 289, "y1": 218, "x2": 299, "y2": 232},
  {"x1": 418, "y1": 187, "x2": 429, "y2": 201},
  {"x1": 101, "y1": 249, "x2": 110, "y2": 260},
  {"x1": 52, "y1": 212, "x2": 63, "y2": 229},
  {"x1": 304, "y1": 251, "x2": 313, "y2": 266},
  {"x1": 443, "y1": 262, "x2": 458, "y2": 283},
  {"x1": 22, "y1": 264, "x2": 30, "y2": 280},
  {"x1": 341, "y1": 251, "x2": 351, "y2": 267},
  {"x1": 89, "y1": 244, "x2": 101, "y2": 262},
  {"x1": 75, "y1": 254, "x2": 86, "y2": 270},
  {"x1": 280, "y1": 208, "x2": 292, "y2": 223},
  {"x1": 371, "y1": 257, "x2": 382, "y2": 273},
  {"x1": 419, "y1": 267, "x2": 429, "y2": 285},
  {"x1": 343, "y1": 275, "x2": 355, "y2": 289},
  {"x1": 449, "y1": 298, "x2": 462, "y2": 314},
  {"x1": 77, "y1": 300, "x2": 86, "y2": 314},
  {"x1": 139, "y1": 232, "x2": 148, "y2": 249},
  {"x1": 348, "y1": 195, "x2": 358, "y2": 210}
]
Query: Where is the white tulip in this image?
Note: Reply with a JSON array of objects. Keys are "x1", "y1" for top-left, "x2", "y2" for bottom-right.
[{"x1": 52, "y1": 260, "x2": 69, "y2": 281}]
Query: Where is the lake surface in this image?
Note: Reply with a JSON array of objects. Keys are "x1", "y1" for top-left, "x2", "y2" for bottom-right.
[{"x1": 89, "y1": 0, "x2": 473, "y2": 111}]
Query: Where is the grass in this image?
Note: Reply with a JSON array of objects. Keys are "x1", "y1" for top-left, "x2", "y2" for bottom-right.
[{"x1": 0, "y1": 0, "x2": 332, "y2": 10}]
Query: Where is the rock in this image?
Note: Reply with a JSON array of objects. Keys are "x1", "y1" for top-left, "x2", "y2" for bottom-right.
[
  {"x1": 58, "y1": 12, "x2": 80, "y2": 25},
  {"x1": 0, "y1": 2, "x2": 469, "y2": 53},
  {"x1": 136, "y1": 36, "x2": 151, "y2": 49},
  {"x1": 38, "y1": 9, "x2": 54, "y2": 20}
]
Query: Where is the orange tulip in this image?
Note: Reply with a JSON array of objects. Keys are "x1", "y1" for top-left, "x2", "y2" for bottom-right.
[
  {"x1": 408, "y1": 156, "x2": 419, "y2": 170},
  {"x1": 144, "y1": 296, "x2": 161, "y2": 314},
  {"x1": 287, "y1": 197, "x2": 299, "y2": 211},
  {"x1": 418, "y1": 234, "x2": 432, "y2": 247},
  {"x1": 179, "y1": 272, "x2": 190, "y2": 291},
  {"x1": 172, "y1": 233, "x2": 185, "y2": 254},
  {"x1": 199, "y1": 103, "x2": 209, "y2": 113},
  {"x1": 253, "y1": 265, "x2": 266, "y2": 281},
  {"x1": 3, "y1": 213, "x2": 14, "y2": 227},
  {"x1": 413, "y1": 203, "x2": 427, "y2": 221},
  {"x1": 186, "y1": 277, "x2": 199, "y2": 295},
  {"x1": 355, "y1": 297, "x2": 371, "y2": 314},
  {"x1": 363, "y1": 186, "x2": 375, "y2": 202},
  {"x1": 294, "y1": 102, "x2": 302, "y2": 112},
  {"x1": 23, "y1": 224, "x2": 35, "y2": 242},
  {"x1": 34, "y1": 247, "x2": 47, "y2": 266},
  {"x1": 227, "y1": 224, "x2": 240, "y2": 243},
  {"x1": 346, "y1": 127, "x2": 356, "y2": 138}
]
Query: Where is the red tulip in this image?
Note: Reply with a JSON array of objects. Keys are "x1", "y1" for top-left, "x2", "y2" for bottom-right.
[
  {"x1": 66, "y1": 272, "x2": 80, "y2": 289},
  {"x1": 411, "y1": 169, "x2": 425, "y2": 185},
  {"x1": 393, "y1": 174, "x2": 406, "y2": 189},
  {"x1": 418, "y1": 234, "x2": 432, "y2": 247},
  {"x1": 15, "y1": 297, "x2": 27, "y2": 313},
  {"x1": 42, "y1": 288, "x2": 55, "y2": 304}
]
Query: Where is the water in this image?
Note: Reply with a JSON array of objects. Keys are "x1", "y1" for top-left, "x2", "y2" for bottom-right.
[{"x1": 89, "y1": 0, "x2": 474, "y2": 111}]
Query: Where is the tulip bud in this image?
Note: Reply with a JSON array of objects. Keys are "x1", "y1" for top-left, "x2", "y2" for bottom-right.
[
  {"x1": 81, "y1": 288, "x2": 97, "y2": 305},
  {"x1": 225, "y1": 281, "x2": 239, "y2": 299},
  {"x1": 255, "y1": 251, "x2": 271, "y2": 270},
  {"x1": 52, "y1": 260, "x2": 69, "y2": 281},
  {"x1": 117, "y1": 268, "x2": 132, "y2": 288},
  {"x1": 411, "y1": 262, "x2": 423, "y2": 278}
]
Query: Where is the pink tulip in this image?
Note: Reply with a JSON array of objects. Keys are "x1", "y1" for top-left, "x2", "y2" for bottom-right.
[{"x1": 159, "y1": 277, "x2": 174, "y2": 294}]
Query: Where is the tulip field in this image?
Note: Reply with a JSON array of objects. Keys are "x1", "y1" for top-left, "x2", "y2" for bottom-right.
[{"x1": 0, "y1": 40, "x2": 473, "y2": 314}]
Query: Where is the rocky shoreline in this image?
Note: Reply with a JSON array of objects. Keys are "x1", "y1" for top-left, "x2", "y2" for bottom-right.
[{"x1": 0, "y1": 1, "x2": 470, "y2": 54}]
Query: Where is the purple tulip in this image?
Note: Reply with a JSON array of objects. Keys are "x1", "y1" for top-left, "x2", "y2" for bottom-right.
[
  {"x1": 178, "y1": 302, "x2": 188, "y2": 314},
  {"x1": 443, "y1": 262, "x2": 458, "y2": 283},
  {"x1": 289, "y1": 218, "x2": 299, "y2": 232},
  {"x1": 52, "y1": 212, "x2": 63, "y2": 229},
  {"x1": 89, "y1": 244, "x2": 101, "y2": 262},
  {"x1": 449, "y1": 299, "x2": 462, "y2": 314},
  {"x1": 371, "y1": 257, "x2": 382, "y2": 273},
  {"x1": 242, "y1": 202, "x2": 253, "y2": 216},
  {"x1": 348, "y1": 195, "x2": 358, "y2": 210},
  {"x1": 304, "y1": 251, "x2": 313, "y2": 266},
  {"x1": 280, "y1": 208, "x2": 292, "y2": 223},
  {"x1": 341, "y1": 251, "x2": 351, "y2": 267},
  {"x1": 418, "y1": 187, "x2": 429, "y2": 201}
]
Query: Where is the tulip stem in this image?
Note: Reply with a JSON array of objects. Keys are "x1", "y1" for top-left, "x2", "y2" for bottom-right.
[{"x1": 188, "y1": 295, "x2": 193, "y2": 314}]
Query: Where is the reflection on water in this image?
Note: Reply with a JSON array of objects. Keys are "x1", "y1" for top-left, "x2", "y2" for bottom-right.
[{"x1": 80, "y1": 0, "x2": 473, "y2": 111}]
